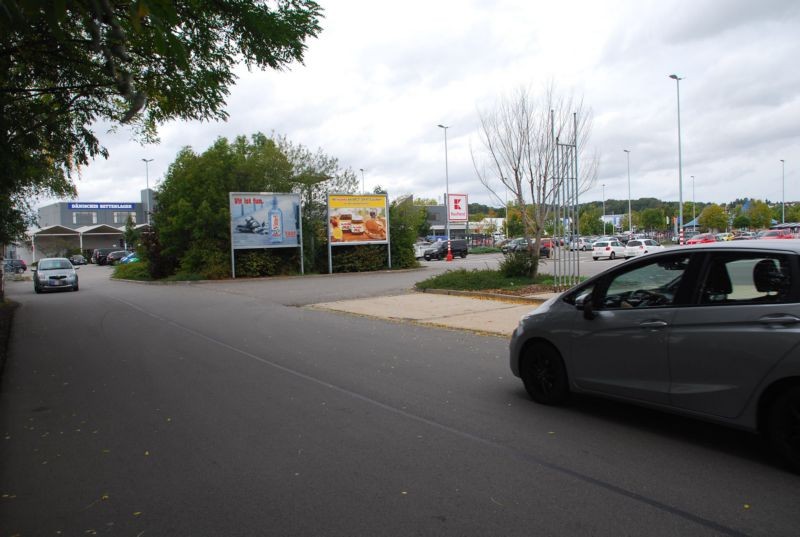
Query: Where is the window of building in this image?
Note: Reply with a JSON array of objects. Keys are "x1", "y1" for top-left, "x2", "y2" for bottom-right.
[
  {"x1": 113, "y1": 211, "x2": 137, "y2": 224},
  {"x1": 72, "y1": 212, "x2": 97, "y2": 225}
]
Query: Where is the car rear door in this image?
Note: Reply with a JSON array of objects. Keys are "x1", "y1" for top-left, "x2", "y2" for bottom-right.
[{"x1": 668, "y1": 250, "x2": 800, "y2": 418}]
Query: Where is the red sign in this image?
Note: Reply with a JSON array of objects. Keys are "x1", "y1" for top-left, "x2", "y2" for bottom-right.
[{"x1": 448, "y1": 193, "x2": 468, "y2": 222}]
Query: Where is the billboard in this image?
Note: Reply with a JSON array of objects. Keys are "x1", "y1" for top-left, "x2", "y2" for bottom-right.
[
  {"x1": 229, "y1": 192, "x2": 301, "y2": 250},
  {"x1": 448, "y1": 193, "x2": 468, "y2": 222},
  {"x1": 328, "y1": 194, "x2": 389, "y2": 246}
]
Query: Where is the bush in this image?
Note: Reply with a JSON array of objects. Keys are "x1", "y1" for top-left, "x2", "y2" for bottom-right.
[
  {"x1": 500, "y1": 250, "x2": 539, "y2": 278},
  {"x1": 235, "y1": 249, "x2": 302, "y2": 277},
  {"x1": 112, "y1": 261, "x2": 152, "y2": 281}
]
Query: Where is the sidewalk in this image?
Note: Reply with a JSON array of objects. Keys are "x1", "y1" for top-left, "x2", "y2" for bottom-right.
[{"x1": 310, "y1": 290, "x2": 556, "y2": 337}]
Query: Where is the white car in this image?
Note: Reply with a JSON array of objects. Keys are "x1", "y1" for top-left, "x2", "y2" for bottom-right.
[
  {"x1": 624, "y1": 239, "x2": 665, "y2": 258},
  {"x1": 413, "y1": 241, "x2": 433, "y2": 259},
  {"x1": 592, "y1": 240, "x2": 626, "y2": 260},
  {"x1": 569, "y1": 237, "x2": 592, "y2": 251}
]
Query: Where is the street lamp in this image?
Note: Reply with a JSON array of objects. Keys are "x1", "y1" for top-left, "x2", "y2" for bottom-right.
[
  {"x1": 437, "y1": 124, "x2": 450, "y2": 242},
  {"x1": 602, "y1": 183, "x2": 606, "y2": 235},
  {"x1": 781, "y1": 159, "x2": 786, "y2": 224},
  {"x1": 691, "y1": 175, "x2": 695, "y2": 228},
  {"x1": 669, "y1": 74, "x2": 685, "y2": 243},
  {"x1": 624, "y1": 149, "x2": 631, "y2": 233},
  {"x1": 141, "y1": 158, "x2": 153, "y2": 225},
  {"x1": 359, "y1": 168, "x2": 365, "y2": 194}
]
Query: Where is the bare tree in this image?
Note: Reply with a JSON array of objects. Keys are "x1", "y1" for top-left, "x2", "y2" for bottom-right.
[{"x1": 472, "y1": 84, "x2": 598, "y2": 275}]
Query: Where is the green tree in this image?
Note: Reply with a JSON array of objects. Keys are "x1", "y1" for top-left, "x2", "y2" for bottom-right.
[
  {"x1": 748, "y1": 200, "x2": 773, "y2": 229},
  {"x1": 155, "y1": 133, "x2": 354, "y2": 278},
  {"x1": 640, "y1": 208, "x2": 666, "y2": 231},
  {"x1": 123, "y1": 215, "x2": 137, "y2": 250},
  {"x1": 698, "y1": 204, "x2": 727, "y2": 232},
  {"x1": 0, "y1": 0, "x2": 322, "y2": 245},
  {"x1": 578, "y1": 206, "x2": 604, "y2": 235},
  {"x1": 732, "y1": 214, "x2": 751, "y2": 230}
]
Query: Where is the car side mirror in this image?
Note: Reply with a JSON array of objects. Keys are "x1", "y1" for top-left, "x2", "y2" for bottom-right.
[
  {"x1": 575, "y1": 294, "x2": 596, "y2": 320},
  {"x1": 74, "y1": 266, "x2": 80, "y2": 270}
]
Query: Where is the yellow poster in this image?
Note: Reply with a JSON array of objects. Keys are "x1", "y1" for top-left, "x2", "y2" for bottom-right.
[{"x1": 328, "y1": 194, "x2": 389, "y2": 245}]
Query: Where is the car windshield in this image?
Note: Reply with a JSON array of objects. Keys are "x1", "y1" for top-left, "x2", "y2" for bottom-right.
[{"x1": 39, "y1": 259, "x2": 72, "y2": 270}]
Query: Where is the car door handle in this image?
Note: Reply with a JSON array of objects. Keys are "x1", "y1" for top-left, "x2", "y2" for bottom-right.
[
  {"x1": 758, "y1": 314, "x2": 800, "y2": 325},
  {"x1": 639, "y1": 320, "x2": 668, "y2": 329}
]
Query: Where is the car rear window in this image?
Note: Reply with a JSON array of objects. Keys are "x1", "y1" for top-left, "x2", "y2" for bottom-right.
[
  {"x1": 595, "y1": 242, "x2": 608, "y2": 247},
  {"x1": 628, "y1": 240, "x2": 642, "y2": 246}
]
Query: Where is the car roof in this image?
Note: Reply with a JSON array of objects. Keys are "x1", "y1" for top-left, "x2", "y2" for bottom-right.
[{"x1": 671, "y1": 240, "x2": 800, "y2": 254}]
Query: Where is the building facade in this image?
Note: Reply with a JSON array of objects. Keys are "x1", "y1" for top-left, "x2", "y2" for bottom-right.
[{"x1": 37, "y1": 188, "x2": 154, "y2": 229}]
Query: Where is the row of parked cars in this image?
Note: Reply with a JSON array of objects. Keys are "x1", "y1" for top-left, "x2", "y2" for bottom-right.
[{"x1": 90, "y1": 248, "x2": 137, "y2": 265}]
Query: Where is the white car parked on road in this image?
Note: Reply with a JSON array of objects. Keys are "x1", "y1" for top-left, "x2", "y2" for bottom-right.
[
  {"x1": 592, "y1": 239, "x2": 626, "y2": 260},
  {"x1": 624, "y1": 239, "x2": 665, "y2": 258}
]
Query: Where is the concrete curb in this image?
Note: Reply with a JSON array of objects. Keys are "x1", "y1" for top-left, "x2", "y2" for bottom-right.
[{"x1": 417, "y1": 287, "x2": 547, "y2": 305}]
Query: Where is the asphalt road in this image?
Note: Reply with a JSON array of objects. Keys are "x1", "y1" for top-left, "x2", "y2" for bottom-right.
[{"x1": 1, "y1": 261, "x2": 798, "y2": 536}]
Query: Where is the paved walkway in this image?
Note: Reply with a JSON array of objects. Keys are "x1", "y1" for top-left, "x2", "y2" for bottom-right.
[{"x1": 310, "y1": 292, "x2": 553, "y2": 337}]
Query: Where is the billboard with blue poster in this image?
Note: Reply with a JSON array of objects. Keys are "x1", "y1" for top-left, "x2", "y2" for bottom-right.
[{"x1": 229, "y1": 192, "x2": 301, "y2": 250}]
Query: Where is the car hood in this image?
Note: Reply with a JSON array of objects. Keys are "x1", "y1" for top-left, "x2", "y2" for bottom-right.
[{"x1": 38, "y1": 269, "x2": 75, "y2": 277}]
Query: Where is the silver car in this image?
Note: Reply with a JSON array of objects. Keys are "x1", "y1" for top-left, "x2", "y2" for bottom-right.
[
  {"x1": 33, "y1": 257, "x2": 80, "y2": 293},
  {"x1": 510, "y1": 240, "x2": 800, "y2": 471}
]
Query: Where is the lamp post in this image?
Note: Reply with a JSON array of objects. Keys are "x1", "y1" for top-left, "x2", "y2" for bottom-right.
[
  {"x1": 691, "y1": 175, "x2": 695, "y2": 228},
  {"x1": 141, "y1": 158, "x2": 153, "y2": 225},
  {"x1": 624, "y1": 149, "x2": 631, "y2": 233},
  {"x1": 359, "y1": 168, "x2": 365, "y2": 194},
  {"x1": 669, "y1": 74, "x2": 685, "y2": 243},
  {"x1": 781, "y1": 159, "x2": 786, "y2": 224},
  {"x1": 437, "y1": 124, "x2": 450, "y2": 243},
  {"x1": 602, "y1": 183, "x2": 606, "y2": 235}
]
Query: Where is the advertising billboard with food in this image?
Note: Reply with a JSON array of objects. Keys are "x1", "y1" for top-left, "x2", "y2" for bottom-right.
[
  {"x1": 328, "y1": 194, "x2": 389, "y2": 246},
  {"x1": 229, "y1": 192, "x2": 301, "y2": 250}
]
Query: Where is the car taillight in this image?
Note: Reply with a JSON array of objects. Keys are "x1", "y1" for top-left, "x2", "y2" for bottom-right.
[
  {"x1": 639, "y1": 245, "x2": 643, "y2": 249},
  {"x1": 605, "y1": 246, "x2": 610, "y2": 251}
]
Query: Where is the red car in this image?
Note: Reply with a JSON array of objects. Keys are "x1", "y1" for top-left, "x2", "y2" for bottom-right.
[
  {"x1": 685, "y1": 233, "x2": 716, "y2": 245},
  {"x1": 759, "y1": 229, "x2": 794, "y2": 240}
]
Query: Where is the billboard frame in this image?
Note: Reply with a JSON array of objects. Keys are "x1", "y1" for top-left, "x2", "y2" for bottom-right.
[
  {"x1": 326, "y1": 193, "x2": 391, "y2": 274},
  {"x1": 229, "y1": 192, "x2": 304, "y2": 278}
]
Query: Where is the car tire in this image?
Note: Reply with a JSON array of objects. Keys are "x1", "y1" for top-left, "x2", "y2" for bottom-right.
[
  {"x1": 460, "y1": 252, "x2": 467, "y2": 258},
  {"x1": 520, "y1": 342, "x2": 570, "y2": 405},
  {"x1": 592, "y1": 257, "x2": 598, "y2": 261},
  {"x1": 424, "y1": 255, "x2": 431, "y2": 261},
  {"x1": 16, "y1": 267, "x2": 24, "y2": 274},
  {"x1": 34, "y1": 285, "x2": 41, "y2": 294},
  {"x1": 73, "y1": 282, "x2": 79, "y2": 292},
  {"x1": 610, "y1": 252, "x2": 616, "y2": 260},
  {"x1": 766, "y1": 385, "x2": 800, "y2": 473}
]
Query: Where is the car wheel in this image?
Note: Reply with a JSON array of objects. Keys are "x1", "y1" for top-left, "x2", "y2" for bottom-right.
[
  {"x1": 766, "y1": 385, "x2": 800, "y2": 472},
  {"x1": 73, "y1": 282, "x2": 79, "y2": 292},
  {"x1": 610, "y1": 252, "x2": 616, "y2": 260},
  {"x1": 16, "y1": 267, "x2": 24, "y2": 274},
  {"x1": 424, "y1": 255, "x2": 431, "y2": 261},
  {"x1": 592, "y1": 257, "x2": 598, "y2": 261},
  {"x1": 34, "y1": 284, "x2": 41, "y2": 294},
  {"x1": 519, "y1": 342, "x2": 570, "y2": 405},
  {"x1": 460, "y1": 252, "x2": 467, "y2": 258}
]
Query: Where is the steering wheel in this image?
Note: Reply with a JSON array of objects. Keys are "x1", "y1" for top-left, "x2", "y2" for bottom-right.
[{"x1": 629, "y1": 289, "x2": 668, "y2": 306}]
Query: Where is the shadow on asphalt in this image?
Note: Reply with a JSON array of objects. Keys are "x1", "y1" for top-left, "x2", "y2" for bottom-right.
[{"x1": 509, "y1": 388, "x2": 788, "y2": 473}]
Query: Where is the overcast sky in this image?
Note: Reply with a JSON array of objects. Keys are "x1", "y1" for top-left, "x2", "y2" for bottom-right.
[{"x1": 48, "y1": 0, "x2": 800, "y2": 211}]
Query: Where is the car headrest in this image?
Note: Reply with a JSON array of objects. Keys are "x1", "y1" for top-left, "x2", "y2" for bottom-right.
[{"x1": 753, "y1": 259, "x2": 786, "y2": 294}]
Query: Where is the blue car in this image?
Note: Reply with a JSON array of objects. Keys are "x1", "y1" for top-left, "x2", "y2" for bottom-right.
[{"x1": 119, "y1": 252, "x2": 140, "y2": 264}]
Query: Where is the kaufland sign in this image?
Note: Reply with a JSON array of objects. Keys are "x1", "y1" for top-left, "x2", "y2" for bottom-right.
[{"x1": 447, "y1": 193, "x2": 468, "y2": 222}]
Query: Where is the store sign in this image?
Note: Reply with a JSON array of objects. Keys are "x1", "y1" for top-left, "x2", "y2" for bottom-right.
[
  {"x1": 68, "y1": 202, "x2": 134, "y2": 210},
  {"x1": 229, "y1": 192, "x2": 301, "y2": 250},
  {"x1": 448, "y1": 193, "x2": 468, "y2": 222},
  {"x1": 328, "y1": 194, "x2": 389, "y2": 246}
]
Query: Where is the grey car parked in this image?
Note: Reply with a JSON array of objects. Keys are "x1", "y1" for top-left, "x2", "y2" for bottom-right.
[{"x1": 510, "y1": 240, "x2": 800, "y2": 471}]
